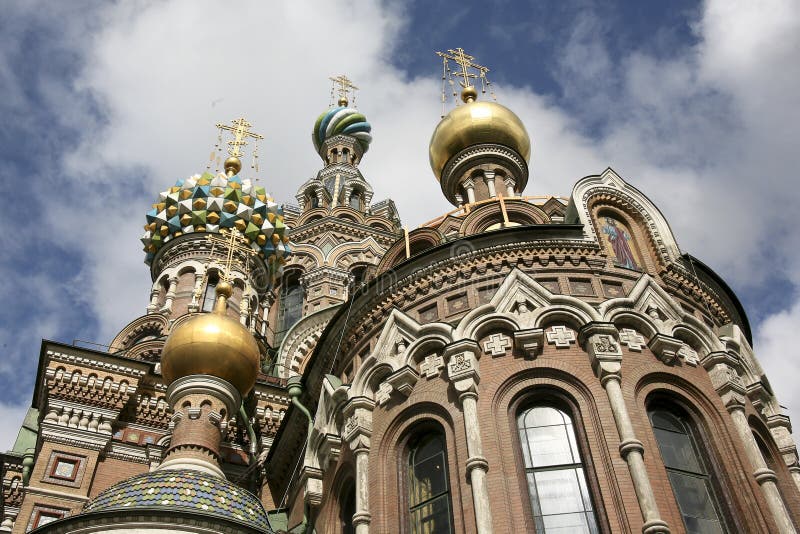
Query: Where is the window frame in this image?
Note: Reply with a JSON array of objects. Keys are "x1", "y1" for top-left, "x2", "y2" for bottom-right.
[
  {"x1": 647, "y1": 398, "x2": 735, "y2": 534},
  {"x1": 509, "y1": 390, "x2": 609, "y2": 534},
  {"x1": 400, "y1": 424, "x2": 455, "y2": 534}
]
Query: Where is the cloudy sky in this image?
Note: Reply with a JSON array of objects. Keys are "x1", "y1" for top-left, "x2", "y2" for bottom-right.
[{"x1": 1, "y1": 0, "x2": 798, "y2": 451}]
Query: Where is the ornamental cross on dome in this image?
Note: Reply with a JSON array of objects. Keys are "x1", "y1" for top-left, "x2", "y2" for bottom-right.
[
  {"x1": 216, "y1": 117, "x2": 264, "y2": 158},
  {"x1": 436, "y1": 47, "x2": 496, "y2": 113},
  {"x1": 330, "y1": 74, "x2": 359, "y2": 107},
  {"x1": 206, "y1": 228, "x2": 258, "y2": 283}
]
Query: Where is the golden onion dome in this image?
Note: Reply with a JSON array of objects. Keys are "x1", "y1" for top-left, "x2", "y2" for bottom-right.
[
  {"x1": 160, "y1": 281, "x2": 260, "y2": 395},
  {"x1": 429, "y1": 87, "x2": 531, "y2": 180}
]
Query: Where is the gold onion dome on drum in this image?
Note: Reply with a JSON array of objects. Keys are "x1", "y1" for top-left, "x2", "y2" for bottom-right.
[
  {"x1": 160, "y1": 280, "x2": 261, "y2": 395},
  {"x1": 429, "y1": 85, "x2": 531, "y2": 180}
]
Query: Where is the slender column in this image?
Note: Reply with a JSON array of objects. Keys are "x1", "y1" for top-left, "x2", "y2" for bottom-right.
[
  {"x1": 446, "y1": 339, "x2": 493, "y2": 534},
  {"x1": 703, "y1": 351, "x2": 796, "y2": 533},
  {"x1": 160, "y1": 276, "x2": 179, "y2": 314},
  {"x1": 240, "y1": 293, "x2": 250, "y2": 326},
  {"x1": 146, "y1": 283, "x2": 161, "y2": 314},
  {"x1": 343, "y1": 397, "x2": 375, "y2": 534},
  {"x1": 483, "y1": 171, "x2": 497, "y2": 197},
  {"x1": 729, "y1": 406, "x2": 795, "y2": 533},
  {"x1": 503, "y1": 176, "x2": 515, "y2": 197},
  {"x1": 463, "y1": 178, "x2": 476, "y2": 204},
  {"x1": 188, "y1": 271, "x2": 204, "y2": 313},
  {"x1": 581, "y1": 324, "x2": 669, "y2": 534}
]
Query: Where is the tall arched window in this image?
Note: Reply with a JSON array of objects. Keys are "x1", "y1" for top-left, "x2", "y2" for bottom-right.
[
  {"x1": 517, "y1": 405, "x2": 598, "y2": 533},
  {"x1": 648, "y1": 405, "x2": 729, "y2": 533},
  {"x1": 407, "y1": 431, "x2": 453, "y2": 534}
]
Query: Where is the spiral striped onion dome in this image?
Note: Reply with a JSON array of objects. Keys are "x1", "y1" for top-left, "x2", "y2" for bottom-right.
[
  {"x1": 141, "y1": 171, "x2": 290, "y2": 285},
  {"x1": 312, "y1": 106, "x2": 372, "y2": 153}
]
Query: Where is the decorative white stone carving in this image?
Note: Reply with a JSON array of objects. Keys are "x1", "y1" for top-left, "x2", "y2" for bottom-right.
[
  {"x1": 546, "y1": 325, "x2": 576, "y2": 348},
  {"x1": 375, "y1": 382, "x2": 393, "y2": 406},
  {"x1": 619, "y1": 328, "x2": 645, "y2": 352},
  {"x1": 420, "y1": 354, "x2": 444, "y2": 379},
  {"x1": 483, "y1": 333, "x2": 510, "y2": 356},
  {"x1": 678, "y1": 344, "x2": 699, "y2": 366}
]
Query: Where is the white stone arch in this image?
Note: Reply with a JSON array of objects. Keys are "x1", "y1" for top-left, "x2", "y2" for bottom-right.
[
  {"x1": 326, "y1": 236, "x2": 385, "y2": 268},
  {"x1": 455, "y1": 309, "x2": 521, "y2": 341},
  {"x1": 567, "y1": 167, "x2": 683, "y2": 264},
  {"x1": 350, "y1": 309, "x2": 452, "y2": 399},
  {"x1": 276, "y1": 306, "x2": 339, "y2": 378},
  {"x1": 599, "y1": 274, "x2": 686, "y2": 335}
]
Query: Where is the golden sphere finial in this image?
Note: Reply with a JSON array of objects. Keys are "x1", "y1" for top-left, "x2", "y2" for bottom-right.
[
  {"x1": 337, "y1": 97, "x2": 349, "y2": 107},
  {"x1": 224, "y1": 156, "x2": 242, "y2": 176},
  {"x1": 461, "y1": 86, "x2": 478, "y2": 103},
  {"x1": 215, "y1": 280, "x2": 233, "y2": 298}
]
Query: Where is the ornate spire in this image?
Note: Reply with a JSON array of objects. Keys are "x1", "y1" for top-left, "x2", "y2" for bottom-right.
[
  {"x1": 214, "y1": 117, "x2": 264, "y2": 176},
  {"x1": 436, "y1": 47, "x2": 496, "y2": 113},
  {"x1": 329, "y1": 74, "x2": 359, "y2": 107}
]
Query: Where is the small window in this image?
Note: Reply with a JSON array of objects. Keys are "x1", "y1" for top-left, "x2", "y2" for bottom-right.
[
  {"x1": 517, "y1": 405, "x2": 598, "y2": 533},
  {"x1": 648, "y1": 405, "x2": 728, "y2": 533},
  {"x1": 407, "y1": 431, "x2": 453, "y2": 534},
  {"x1": 202, "y1": 275, "x2": 218, "y2": 312}
]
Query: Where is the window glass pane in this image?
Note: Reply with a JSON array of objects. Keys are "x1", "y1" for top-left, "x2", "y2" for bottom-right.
[
  {"x1": 526, "y1": 473, "x2": 543, "y2": 517},
  {"x1": 410, "y1": 453, "x2": 447, "y2": 506},
  {"x1": 651, "y1": 411, "x2": 685, "y2": 433},
  {"x1": 533, "y1": 468, "x2": 585, "y2": 516},
  {"x1": 576, "y1": 467, "x2": 594, "y2": 512},
  {"x1": 541, "y1": 512, "x2": 595, "y2": 534},
  {"x1": 653, "y1": 427, "x2": 703, "y2": 473},
  {"x1": 528, "y1": 425, "x2": 573, "y2": 467},
  {"x1": 519, "y1": 429, "x2": 533, "y2": 468},
  {"x1": 410, "y1": 494, "x2": 451, "y2": 534},
  {"x1": 667, "y1": 472, "x2": 724, "y2": 528},
  {"x1": 524, "y1": 406, "x2": 566, "y2": 428}
]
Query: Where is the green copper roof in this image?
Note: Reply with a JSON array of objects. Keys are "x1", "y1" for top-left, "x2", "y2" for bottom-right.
[
  {"x1": 12, "y1": 408, "x2": 39, "y2": 454},
  {"x1": 84, "y1": 470, "x2": 272, "y2": 532}
]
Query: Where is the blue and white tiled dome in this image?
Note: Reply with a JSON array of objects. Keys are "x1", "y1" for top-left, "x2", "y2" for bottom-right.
[
  {"x1": 312, "y1": 106, "x2": 372, "y2": 153},
  {"x1": 84, "y1": 470, "x2": 273, "y2": 532}
]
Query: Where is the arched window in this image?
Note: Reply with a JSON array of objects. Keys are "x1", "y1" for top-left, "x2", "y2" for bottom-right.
[
  {"x1": 201, "y1": 274, "x2": 218, "y2": 312},
  {"x1": 339, "y1": 479, "x2": 356, "y2": 534},
  {"x1": 276, "y1": 271, "x2": 304, "y2": 342},
  {"x1": 517, "y1": 405, "x2": 598, "y2": 533},
  {"x1": 349, "y1": 190, "x2": 362, "y2": 210},
  {"x1": 407, "y1": 431, "x2": 453, "y2": 534},
  {"x1": 648, "y1": 405, "x2": 729, "y2": 533}
]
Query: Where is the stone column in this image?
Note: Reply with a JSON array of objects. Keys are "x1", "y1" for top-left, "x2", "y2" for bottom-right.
[
  {"x1": 188, "y1": 271, "x2": 204, "y2": 313},
  {"x1": 580, "y1": 324, "x2": 670, "y2": 534},
  {"x1": 160, "y1": 276, "x2": 179, "y2": 315},
  {"x1": 503, "y1": 176, "x2": 515, "y2": 197},
  {"x1": 445, "y1": 340, "x2": 493, "y2": 534},
  {"x1": 343, "y1": 397, "x2": 375, "y2": 534},
  {"x1": 483, "y1": 171, "x2": 497, "y2": 197},
  {"x1": 240, "y1": 293, "x2": 251, "y2": 326},
  {"x1": 703, "y1": 351, "x2": 796, "y2": 533},
  {"x1": 463, "y1": 178, "x2": 476, "y2": 204},
  {"x1": 146, "y1": 283, "x2": 161, "y2": 314}
]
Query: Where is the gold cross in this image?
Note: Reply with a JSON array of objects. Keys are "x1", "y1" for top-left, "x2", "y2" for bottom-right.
[
  {"x1": 206, "y1": 228, "x2": 258, "y2": 283},
  {"x1": 436, "y1": 47, "x2": 489, "y2": 88},
  {"x1": 215, "y1": 117, "x2": 264, "y2": 158},
  {"x1": 330, "y1": 74, "x2": 359, "y2": 106}
]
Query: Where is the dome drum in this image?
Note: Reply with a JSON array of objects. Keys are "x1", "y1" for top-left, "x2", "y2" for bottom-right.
[{"x1": 440, "y1": 144, "x2": 529, "y2": 206}]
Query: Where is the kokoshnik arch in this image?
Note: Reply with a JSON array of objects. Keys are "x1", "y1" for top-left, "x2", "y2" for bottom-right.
[{"x1": 2, "y1": 49, "x2": 799, "y2": 534}]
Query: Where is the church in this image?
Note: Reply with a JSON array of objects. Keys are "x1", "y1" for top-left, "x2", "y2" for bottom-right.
[{"x1": 2, "y1": 49, "x2": 799, "y2": 533}]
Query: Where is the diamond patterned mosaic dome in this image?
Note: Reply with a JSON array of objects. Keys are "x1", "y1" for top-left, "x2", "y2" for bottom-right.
[
  {"x1": 141, "y1": 171, "x2": 290, "y2": 282},
  {"x1": 84, "y1": 470, "x2": 272, "y2": 532},
  {"x1": 312, "y1": 106, "x2": 372, "y2": 153}
]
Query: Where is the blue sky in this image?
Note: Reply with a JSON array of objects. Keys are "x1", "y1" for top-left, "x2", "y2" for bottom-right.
[{"x1": 1, "y1": 0, "x2": 799, "y2": 451}]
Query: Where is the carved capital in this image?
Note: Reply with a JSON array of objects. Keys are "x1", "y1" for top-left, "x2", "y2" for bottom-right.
[
  {"x1": 343, "y1": 396, "x2": 375, "y2": 450},
  {"x1": 513, "y1": 328, "x2": 544, "y2": 359},
  {"x1": 648, "y1": 334, "x2": 683, "y2": 365}
]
